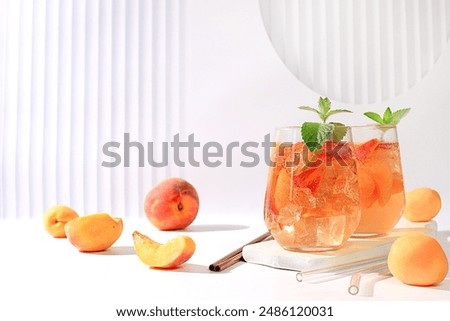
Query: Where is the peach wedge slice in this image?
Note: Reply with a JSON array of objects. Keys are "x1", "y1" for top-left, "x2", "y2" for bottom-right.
[{"x1": 132, "y1": 231, "x2": 196, "y2": 269}]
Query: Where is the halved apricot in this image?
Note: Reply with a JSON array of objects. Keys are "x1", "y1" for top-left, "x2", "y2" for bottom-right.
[{"x1": 65, "y1": 213, "x2": 123, "y2": 252}]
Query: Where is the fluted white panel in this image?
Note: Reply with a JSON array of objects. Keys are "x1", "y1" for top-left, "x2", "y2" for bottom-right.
[
  {"x1": 0, "y1": 0, "x2": 186, "y2": 219},
  {"x1": 259, "y1": 0, "x2": 450, "y2": 104}
]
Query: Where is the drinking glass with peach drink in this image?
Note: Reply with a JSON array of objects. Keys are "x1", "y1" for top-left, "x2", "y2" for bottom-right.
[
  {"x1": 264, "y1": 126, "x2": 361, "y2": 251},
  {"x1": 352, "y1": 125, "x2": 405, "y2": 236}
]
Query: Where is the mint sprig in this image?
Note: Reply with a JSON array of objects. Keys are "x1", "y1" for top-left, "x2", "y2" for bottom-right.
[
  {"x1": 301, "y1": 122, "x2": 334, "y2": 152},
  {"x1": 364, "y1": 107, "x2": 410, "y2": 126},
  {"x1": 298, "y1": 97, "x2": 352, "y2": 152}
]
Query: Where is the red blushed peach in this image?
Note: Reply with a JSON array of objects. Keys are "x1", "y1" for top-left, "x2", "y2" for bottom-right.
[{"x1": 144, "y1": 178, "x2": 199, "y2": 230}]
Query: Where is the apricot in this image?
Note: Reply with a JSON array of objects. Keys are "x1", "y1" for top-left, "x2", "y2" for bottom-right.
[
  {"x1": 43, "y1": 205, "x2": 79, "y2": 238},
  {"x1": 388, "y1": 232, "x2": 448, "y2": 286},
  {"x1": 132, "y1": 231, "x2": 196, "y2": 269},
  {"x1": 64, "y1": 213, "x2": 123, "y2": 252},
  {"x1": 403, "y1": 187, "x2": 441, "y2": 222},
  {"x1": 144, "y1": 177, "x2": 199, "y2": 230}
]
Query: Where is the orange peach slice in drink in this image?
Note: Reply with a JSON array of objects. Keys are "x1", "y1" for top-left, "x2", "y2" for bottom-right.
[
  {"x1": 355, "y1": 138, "x2": 379, "y2": 162},
  {"x1": 391, "y1": 172, "x2": 405, "y2": 194},
  {"x1": 369, "y1": 160, "x2": 393, "y2": 206},
  {"x1": 293, "y1": 166, "x2": 323, "y2": 193},
  {"x1": 132, "y1": 231, "x2": 196, "y2": 269},
  {"x1": 273, "y1": 166, "x2": 325, "y2": 214},
  {"x1": 65, "y1": 213, "x2": 123, "y2": 252},
  {"x1": 357, "y1": 167, "x2": 378, "y2": 209},
  {"x1": 273, "y1": 169, "x2": 292, "y2": 213},
  {"x1": 265, "y1": 165, "x2": 281, "y2": 214}
]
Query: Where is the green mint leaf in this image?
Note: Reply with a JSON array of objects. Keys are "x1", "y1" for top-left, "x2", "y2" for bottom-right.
[
  {"x1": 363, "y1": 112, "x2": 384, "y2": 124},
  {"x1": 318, "y1": 97, "x2": 331, "y2": 116},
  {"x1": 317, "y1": 123, "x2": 335, "y2": 143},
  {"x1": 297, "y1": 98, "x2": 352, "y2": 150},
  {"x1": 364, "y1": 107, "x2": 410, "y2": 126},
  {"x1": 301, "y1": 122, "x2": 334, "y2": 152},
  {"x1": 318, "y1": 97, "x2": 333, "y2": 122},
  {"x1": 330, "y1": 122, "x2": 348, "y2": 142},
  {"x1": 301, "y1": 122, "x2": 322, "y2": 151},
  {"x1": 298, "y1": 106, "x2": 321, "y2": 117},
  {"x1": 298, "y1": 97, "x2": 352, "y2": 123},
  {"x1": 391, "y1": 108, "x2": 411, "y2": 125},
  {"x1": 383, "y1": 107, "x2": 393, "y2": 124},
  {"x1": 323, "y1": 109, "x2": 353, "y2": 123}
]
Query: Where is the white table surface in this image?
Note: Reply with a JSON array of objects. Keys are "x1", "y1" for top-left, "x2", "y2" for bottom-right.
[{"x1": 1, "y1": 213, "x2": 449, "y2": 320}]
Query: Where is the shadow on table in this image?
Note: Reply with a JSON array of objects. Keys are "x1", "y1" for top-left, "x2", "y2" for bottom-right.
[
  {"x1": 89, "y1": 246, "x2": 136, "y2": 256},
  {"x1": 433, "y1": 279, "x2": 450, "y2": 291},
  {"x1": 184, "y1": 224, "x2": 249, "y2": 232},
  {"x1": 150, "y1": 263, "x2": 210, "y2": 274},
  {"x1": 436, "y1": 229, "x2": 450, "y2": 290},
  {"x1": 357, "y1": 273, "x2": 392, "y2": 297},
  {"x1": 436, "y1": 229, "x2": 450, "y2": 255},
  {"x1": 157, "y1": 261, "x2": 247, "y2": 274}
]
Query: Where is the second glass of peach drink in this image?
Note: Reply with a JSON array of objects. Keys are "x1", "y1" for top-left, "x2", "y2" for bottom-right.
[
  {"x1": 352, "y1": 125, "x2": 405, "y2": 237},
  {"x1": 264, "y1": 126, "x2": 361, "y2": 251}
]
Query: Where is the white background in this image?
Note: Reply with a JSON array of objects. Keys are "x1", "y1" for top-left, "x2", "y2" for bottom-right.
[
  {"x1": 179, "y1": 0, "x2": 450, "y2": 228},
  {"x1": 1, "y1": 0, "x2": 450, "y2": 229},
  {"x1": 1, "y1": 1, "x2": 450, "y2": 318}
]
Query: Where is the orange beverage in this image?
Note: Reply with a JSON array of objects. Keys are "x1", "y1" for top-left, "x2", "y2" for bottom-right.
[
  {"x1": 352, "y1": 125, "x2": 405, "y2": 236},
  {"x1": 264, "y1": 126, "x2": 361, "y2": 251}
]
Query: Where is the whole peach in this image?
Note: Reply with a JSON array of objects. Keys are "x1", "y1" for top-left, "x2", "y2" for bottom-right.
[{"x1": 144, "y1": 178, "x2": 199, "y2": 230}]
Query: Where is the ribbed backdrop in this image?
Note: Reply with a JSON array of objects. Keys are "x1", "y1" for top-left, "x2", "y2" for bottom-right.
[
  {"x1": 259, "y1": 0, "x2": 450, "y2": 104},
  {"x1": 0, "y1": 0, "x2": 186, "y2": 219},
  {"x1": 2, "y1": 0, "x2": 450, "y2": 219}
]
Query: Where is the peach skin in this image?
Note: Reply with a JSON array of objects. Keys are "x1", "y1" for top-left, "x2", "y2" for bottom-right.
[
  {"x1": 43, "y1": 205, "x2": 79, "y2": 238},
  {"x1": 144, "y1": 177, "x2": 199, "y2": 230},
  {"x1": 388, "y1": 232, "x2": 448, "y2": 286},
  {"x1": 64, "y1": 213, "x2": 123, "y2": 252},
  {"x1": 132, "y1": 231, "x2": 196, "y2": 269},
  {"x1": 403, "y1": 187, "x2": 441, "y2": 222}
]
